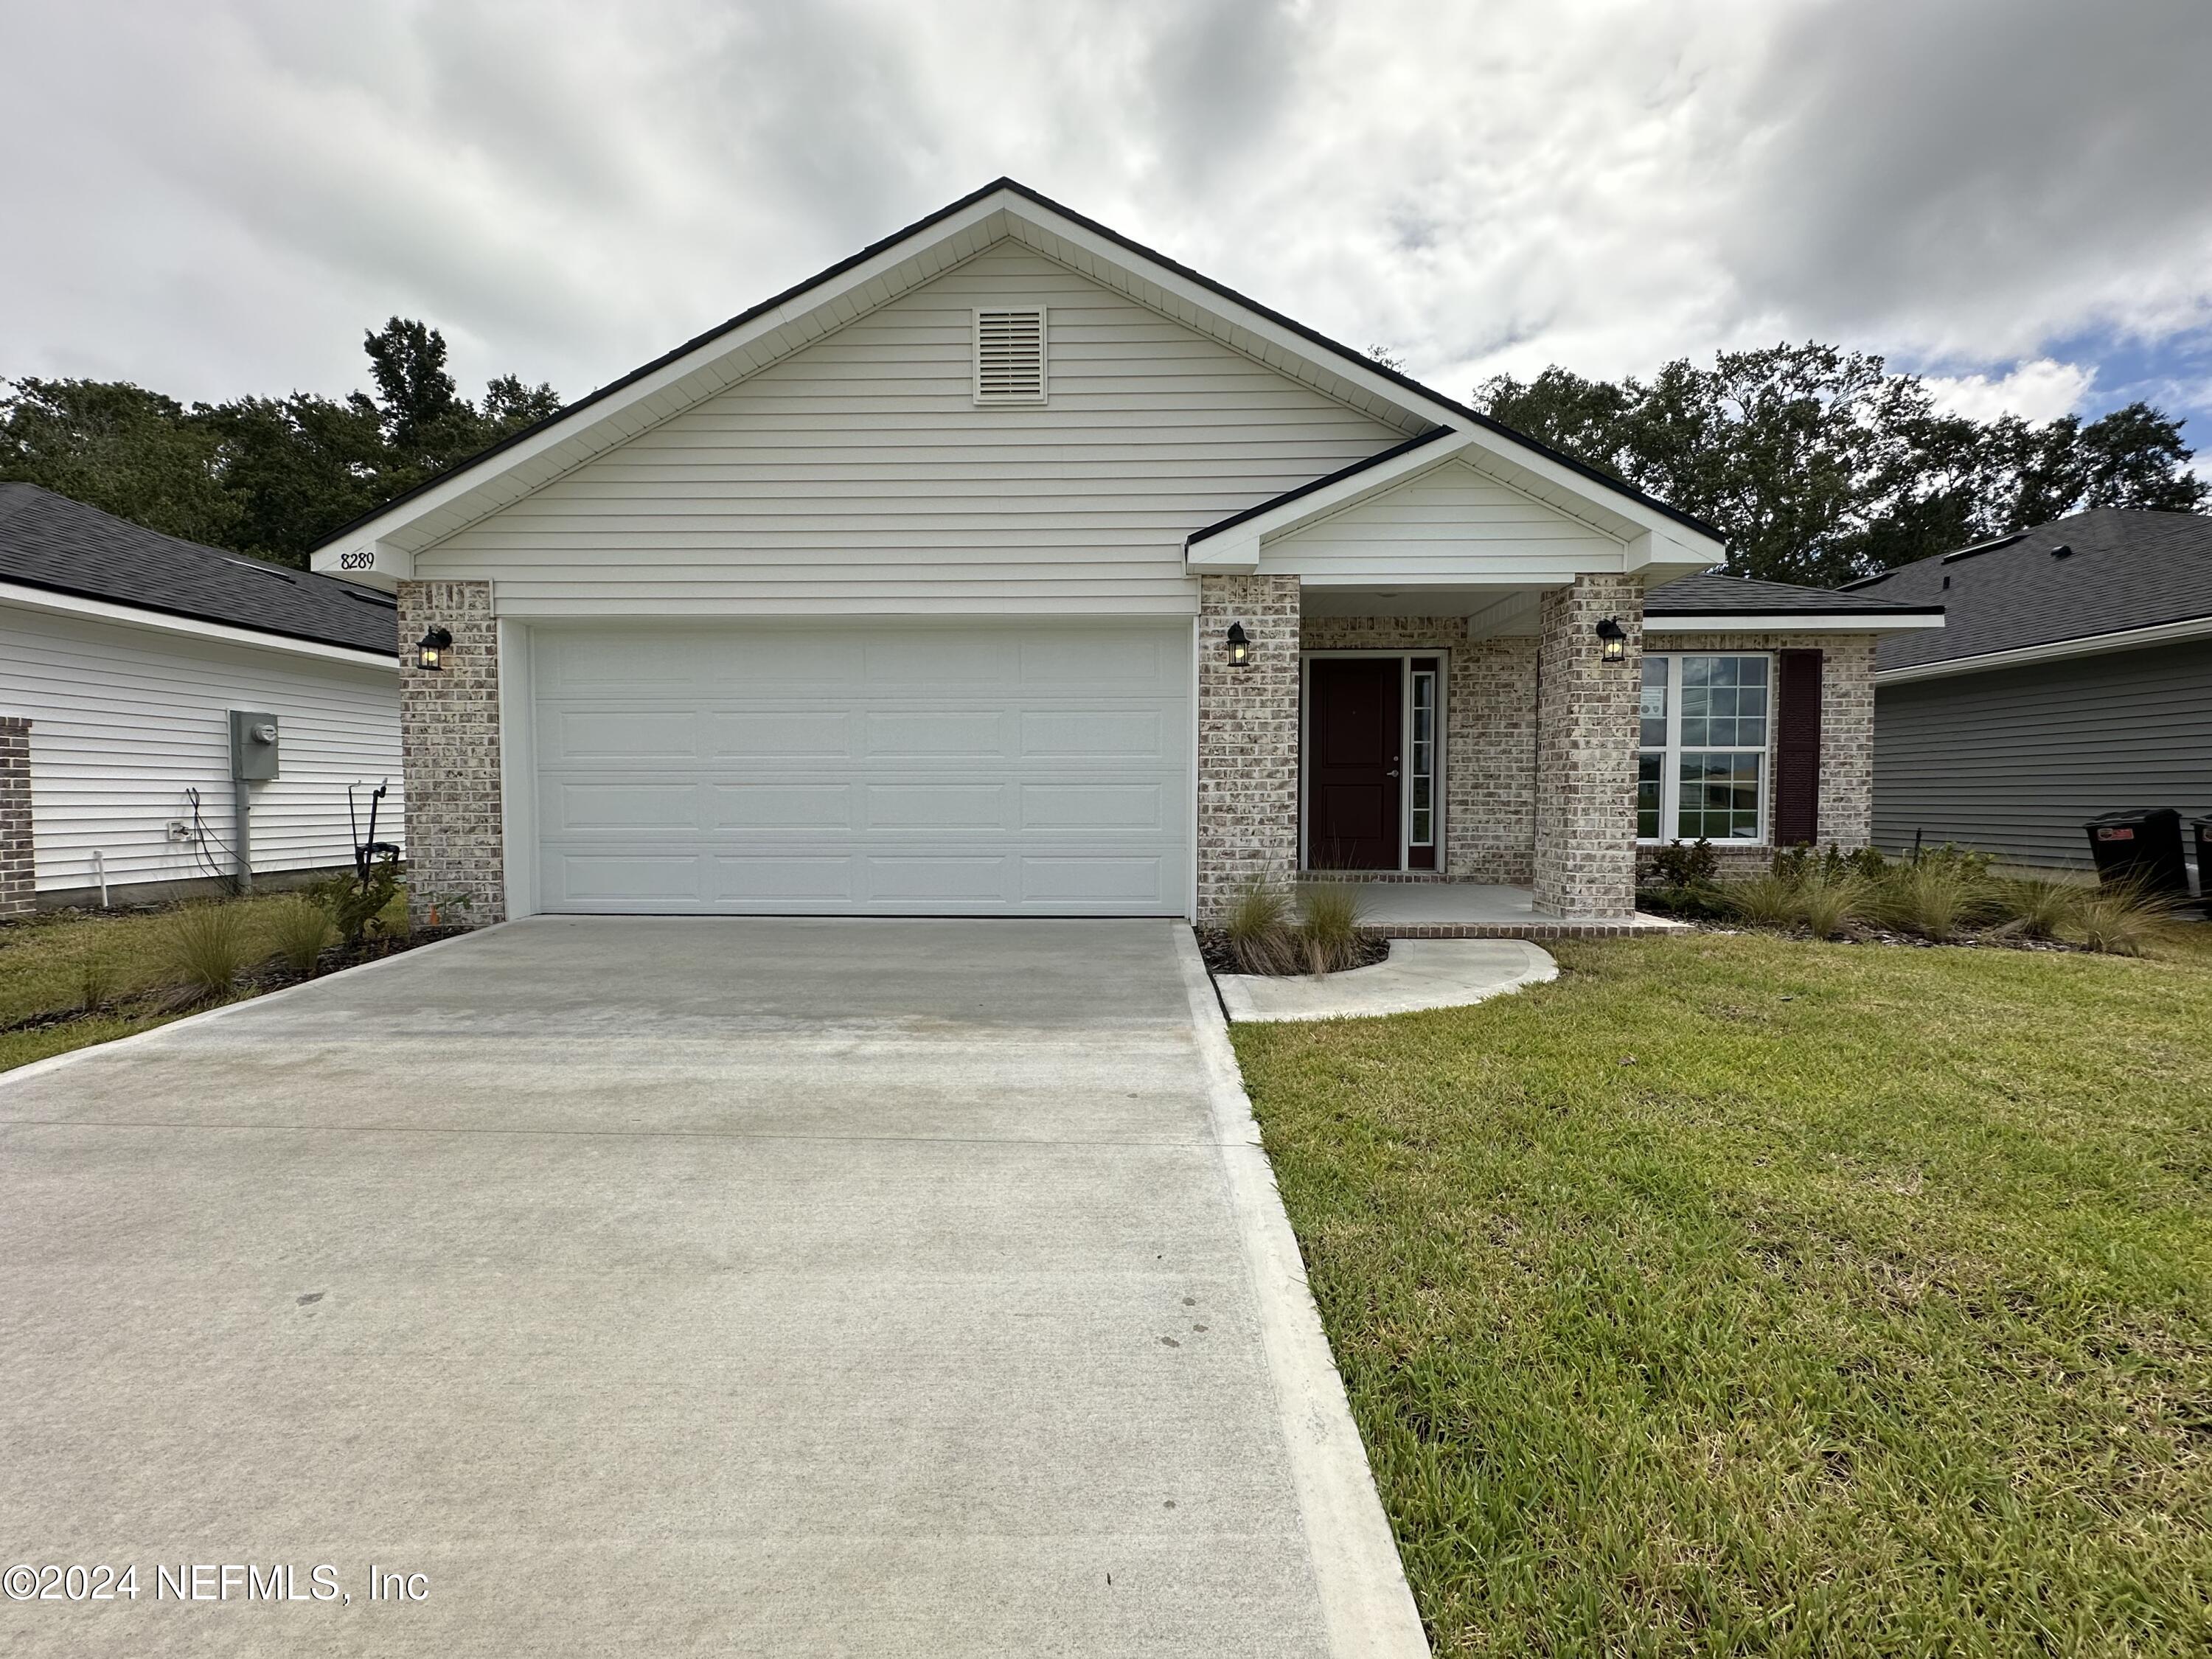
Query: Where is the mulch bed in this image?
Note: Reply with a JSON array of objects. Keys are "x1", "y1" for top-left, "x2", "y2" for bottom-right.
[
  {"x1": 0, "y1": 925, "x2": 471, "y2": 1040},
  {"x1": 1195, "y1": 928, "x2": 1391, "y2": 978}
]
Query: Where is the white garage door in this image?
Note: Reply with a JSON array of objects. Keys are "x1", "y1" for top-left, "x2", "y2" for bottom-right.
[{"x1": 531, "y1": 622, "x2": 1192, "y2": 915}]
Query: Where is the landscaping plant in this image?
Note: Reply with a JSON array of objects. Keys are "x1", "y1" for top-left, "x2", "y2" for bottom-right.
[
  {"x1": 310, "y1": 846, "x2": 401, "y2": 948},
  {"x1": 74, "y1": 940, "x2": 122, "y2": 1012},
  {"x1": 1790, "y1": 865, "x2": 1864, "y2": 939},
  {"x1": 2067, "y1": 883, "x2": 2173, "y2": 957},
  {"x1": 1991, "y1": 874, "x2": 2087, "y2": 941},
  {"x1": 266, "y1": 898, "x2": 335, "y2": 975},
  {"x1": 1295, "y1": 882, "x2": 1367, "y2": 976},
  {"x1": 156, "y1": 904, "x2": 251, "y2": 1001},
  {"x1": 1635, "y1": 837, "x2": 1731, "y2": 919},
  {"x1": 1222, "y1": 873, "x2": 1298, "y2": 975},
  {"x1": 1723, "y1": 869, "x2": 1798, "y2": 929},
  {"x1": 1871, "y1": 846, "x2": 1990, "y2": 942}
]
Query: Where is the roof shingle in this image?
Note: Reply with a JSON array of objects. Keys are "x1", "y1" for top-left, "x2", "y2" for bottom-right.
[
  {"x1": 1843, "y1": 509, "x2": 2212, "y2": 670},
  {"x1": 1644, "y1": 571, "x2": 1941, "y2": 618},
  {"x1": 0, "y1": 484, "x2": 397, "y2": 656}
]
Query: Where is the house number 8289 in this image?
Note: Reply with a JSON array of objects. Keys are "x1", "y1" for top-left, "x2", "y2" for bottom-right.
[{"x1": 338, "y1": 551, "x2": 375, "y2": 571}]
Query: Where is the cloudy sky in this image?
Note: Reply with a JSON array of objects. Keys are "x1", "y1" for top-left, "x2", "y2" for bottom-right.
[{"x1": 4, "y1": 0, "x2": 2210, "y2": 456}]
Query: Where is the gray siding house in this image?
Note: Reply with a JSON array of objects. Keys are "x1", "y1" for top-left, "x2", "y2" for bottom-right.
[{"x1": 1846, "y1": 509, "x2": 2212, "y2": 866}]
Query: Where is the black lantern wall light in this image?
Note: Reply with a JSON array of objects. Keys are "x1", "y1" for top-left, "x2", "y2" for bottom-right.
[
  {"x1": 1225, "y1": 621, "x2": 1251, "y2": 667},
  {"x1": 1593, "y1": 617, "x2": 1627, "y2": 664},
  {"x1": 416, "y1": 627, "x2": 453, "y2": 671}
]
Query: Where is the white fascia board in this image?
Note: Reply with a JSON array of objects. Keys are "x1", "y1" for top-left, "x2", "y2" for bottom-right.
[
  {"x1": 308, "y1": 538, "x2": 412, "y2": 590},
  {"x1": 1183, "y1": 434, "x2": 1481, "y2": 570},
  {"x1": 313, "y1": 198, "x2": 1012, "y2": 557},
  {"x1": 1874, "y1": 612, "x2": 2212, "y2": 684},
  {"x1": 1646, "y1": 612, "x2": 1947, "y2": 634},
  {"x1": 0, "y1": 580, "x2": 400, "y2": 671}
]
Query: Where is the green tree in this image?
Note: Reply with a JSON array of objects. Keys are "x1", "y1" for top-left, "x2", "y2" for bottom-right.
[
  {"x1": 1477, "y1": 345, "x2": 2208, "y2": 585},
  {"x1": 0, "y1": 378, "x2": 235, "y2": 547},
  {"x1": 1, "y1": 321, "x2": 561, "y2": 568}
]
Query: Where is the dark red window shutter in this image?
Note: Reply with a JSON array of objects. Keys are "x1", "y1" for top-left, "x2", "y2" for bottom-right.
[{"x1": 1773, "y1": 649, "x2": 1823, "y2": 845}]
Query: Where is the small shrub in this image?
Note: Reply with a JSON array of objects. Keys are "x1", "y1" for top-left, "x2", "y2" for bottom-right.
[
  {"x1": 1874, "y1": 858, "x2": 1985, "y2": 943},
  {"x1": 1725, "y1": 871, "x2": 1800, "y2": 930},
  {"x1": 158, "y1": 903, "x2": 251, "y2": 1000},
  {"x1": 1648, "y1": 838, "x2": 1719, "y2": 887},
  {"x1": 1989, "y1": 876, "x2": 2086, "y2": 942},
  {"x1": 266, "y1": 899, "x2": 334, "y2": 975},
  {"x1": 1792, "y1": 869, "x2": 1865, "y2": 940},
  {"x1": 1636, "y1": 881, "x2": 1732, "y2": 921},
  {"x1": 1295, "y1": 882, "x2": 1368, "y2": 977},
  {"x1": 2067, "y1": 884, "x2": 2174, "y2": 956},
  {"x1": 1222, "y1": 874, "x2": 1298, "y2": 975},
  {"x1": 309, "y1": 849, "x2": 400, "y2": 948}
]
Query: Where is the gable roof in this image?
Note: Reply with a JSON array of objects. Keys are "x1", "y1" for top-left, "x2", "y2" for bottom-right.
[
  {"x1": 1843, "y1": 509, "x2": 2212, "y2": 671},
  {"x1": 0, "y1": 484, "x2": 398, "y2": 657},
  {"x1": 1646, "y1": 571, "x2": 1943, "y2": 618},
  {"x1": 310, "y1": 178, "x2": 1721, "y2": 575}
]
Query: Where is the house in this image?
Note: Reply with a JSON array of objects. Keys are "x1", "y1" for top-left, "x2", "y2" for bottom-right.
[
  {"x1": 1846, "y1": 509, "x2": 2212, "y2": 867},
  {"x1": 0, "y1": 484, "x2": 402, "y2": 913},
  {"x1": 305, "y1": 179, "x2": 1940, "y2": 929}
]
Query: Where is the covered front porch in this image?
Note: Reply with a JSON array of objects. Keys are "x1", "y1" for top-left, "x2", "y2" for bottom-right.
[{"x1": 1186, "y1": 422, "x2": 1722, "y2": 927}]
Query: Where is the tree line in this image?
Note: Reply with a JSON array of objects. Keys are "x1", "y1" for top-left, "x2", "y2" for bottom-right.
[
  {"x1": 1473, "y1": 344, "x2": 2207, "y2": 586},
  {"x1": 0, "y1": 319, "x2": 561, "y2": 568}
]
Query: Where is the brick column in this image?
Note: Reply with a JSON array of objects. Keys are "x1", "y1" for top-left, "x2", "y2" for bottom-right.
[
  {"x1": 0, "y1": 717, "x2": 32, "y2": 918},
  {"x1": 397, "y1": 580, "x2": 504, "y2": 930},
  {"x1": 1818, "y1": 634, "x2": 1877, "y2": 851},
  {"x1": 1532, "y1": 574, "x2": 1642, "y2": 918},
  {"x1": 1197, "y1": 574, "x2": 1300, "y2": 922}
]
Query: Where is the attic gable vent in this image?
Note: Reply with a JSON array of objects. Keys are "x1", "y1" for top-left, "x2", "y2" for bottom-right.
[{"x1": 973, "y1": 307, "x2": 1047, "y2": 404}]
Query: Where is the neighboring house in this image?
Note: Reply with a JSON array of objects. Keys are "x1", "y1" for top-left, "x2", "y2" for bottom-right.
[
  {"x1": 0, "y1": 484, "x2": 402, "y2": 913},
  {"x1": 306, "y1": 178, "x2": 1940, "y2": 928},
  {"x1": 1846, "y1": 509, "x2": 2212, "y2": 867}
]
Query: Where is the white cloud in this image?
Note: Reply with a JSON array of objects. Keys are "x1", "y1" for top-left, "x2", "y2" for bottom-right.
[
  {"x1": 0, "y1": 0, "x2": 2207, "y2": 432},
  {"x1": 1922, "y1": 359, "x2": 2097, "y2": 425}
]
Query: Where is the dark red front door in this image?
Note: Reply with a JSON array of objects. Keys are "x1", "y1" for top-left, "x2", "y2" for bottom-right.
[{"x1": 1307, "y1": 658, "x2": 1402, "y2": 869}]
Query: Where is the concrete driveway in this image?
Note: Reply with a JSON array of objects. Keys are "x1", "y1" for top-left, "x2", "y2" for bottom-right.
[{"x1": 0, "y1": 917, "x2": 1421, "y2": 1657}]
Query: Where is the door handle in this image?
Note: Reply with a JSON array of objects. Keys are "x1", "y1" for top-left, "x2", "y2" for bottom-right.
[{"x1": 1386, "y1": 769, "x2": 1399, "y2": 778}]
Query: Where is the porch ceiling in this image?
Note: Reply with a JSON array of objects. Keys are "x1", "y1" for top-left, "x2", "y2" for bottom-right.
[{"x1": 1299, "y1": 585, "x2": 1545, "y2": 636}]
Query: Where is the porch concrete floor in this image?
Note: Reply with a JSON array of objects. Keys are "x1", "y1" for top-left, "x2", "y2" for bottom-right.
[{"x1": 1316, "y1": 880, "x2": 1685, "y2": 938}]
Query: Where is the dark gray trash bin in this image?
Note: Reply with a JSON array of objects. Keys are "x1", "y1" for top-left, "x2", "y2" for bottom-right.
[{"x1": 2084, "y1": 808, "x2": 2190, "y2": 897}]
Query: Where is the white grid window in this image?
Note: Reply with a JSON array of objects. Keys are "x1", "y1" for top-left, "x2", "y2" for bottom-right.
[
  {"x1": 1638, "y1": 653, "x2": 1770, "y2": 842},
  {"x1": 1409, "y1": 667, "x2": 1437, "y2": 846},
  {"x1": 973, "y1": 307, "x2": 1047, "y2": 403}
]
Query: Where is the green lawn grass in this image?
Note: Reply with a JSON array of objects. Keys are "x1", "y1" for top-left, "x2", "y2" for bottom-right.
[
  {"x1": 1234, "y1": 932, "x2": 2212, "y2": 1656},
  {"x1": 0, "y1": 886, "x2": 407, "y2": 1073}
]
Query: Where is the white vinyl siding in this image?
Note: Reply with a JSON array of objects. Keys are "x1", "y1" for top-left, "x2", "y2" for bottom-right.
[
  {"x1": 422, "y1": 243, "x2": 1405, "y2": 615},
  {"x1": 0, "y1": 605, "x2": 401, "y2": 894},
  {"x1": 1259, "y1": 457, "x2": 1624, "y2": 581},
  {"x1": 529, "y1": 621, "x2": 1190, "y2": 915}
]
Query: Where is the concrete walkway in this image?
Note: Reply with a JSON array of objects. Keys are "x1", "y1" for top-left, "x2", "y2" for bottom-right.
[
  {"x1": 1218, "y1": 939, "x2": 1559, "y2": 1023},
  {"x1": 0, "y1": 917, "x2": 1424, "y2": 1658}
]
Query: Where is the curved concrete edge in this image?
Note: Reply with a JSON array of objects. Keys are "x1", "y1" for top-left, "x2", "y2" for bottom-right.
[
  {"x1": 0, "y1": 922, "x2": 507, "y2": 1093},
  {"x1": 1171, "y1": 928, "x2": 1432, "y2": 1659},
  {"x1": 1217, "y1": 939, "x2": 1558, "y2": 1023}
]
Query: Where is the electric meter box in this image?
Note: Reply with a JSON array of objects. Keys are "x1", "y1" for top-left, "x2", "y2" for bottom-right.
[{"x1": 229, "y1": 711, "x2": 281, "y2": 781}]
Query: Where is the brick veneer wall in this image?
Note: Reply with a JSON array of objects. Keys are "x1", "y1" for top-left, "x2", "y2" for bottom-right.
[
  {"x1": 1637, "y1": 630, "x2": 1879, "y2": 877},
  {"x1": 1197, "y1": 574, "x2": 1300, "y2": 920},
  {"x1": 1297, "y1": 617, "x2": 1538, "y2": 882},
  {"x1": 0, "y1": 717, "x2": 31, "y2": 917},
  {"x1": 1532, "y1": 574, "x2": 1644, "y2": 917},
  {"x1": 397, "y1": 580, "x2": 504, "y2": 930}
]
